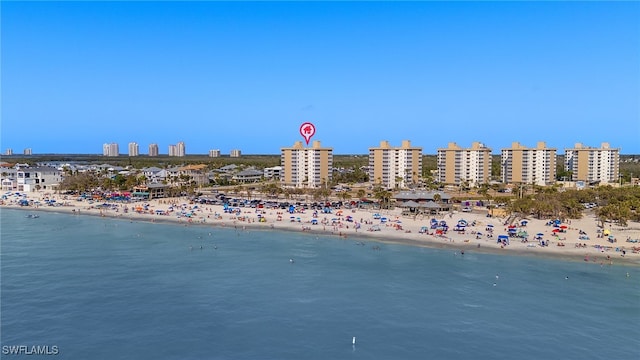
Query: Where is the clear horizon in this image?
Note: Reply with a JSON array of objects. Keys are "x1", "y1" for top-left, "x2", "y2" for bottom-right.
[{"x1": 2, "y1": 1, "x2": 639, "y2": 154}]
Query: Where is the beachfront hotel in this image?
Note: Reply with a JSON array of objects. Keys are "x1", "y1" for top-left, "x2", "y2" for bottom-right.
[
  {"x1": 128, "y1": 142, "x2": 139, "y2": 157},
  {"x1": 230, "y1": 149, "x2": 242, "y2": 158},
  {"x1": 501, "y1": 142, "x2": 557, "y2": 186},
  {"x1": 565, "y1": 142, "x2": 620, "y2": 184},
  {"x1": 102, "y1": 143, "x2": 119, "y2": 157},
  {"x1": 368, "y1": 140, "x2": 423, "y2": 189},
  {"x1": 148, "y1": 143, "x2": 159, "y2": 157},
  {"x1": 168, "y1": 141, "x2": 186, "y2": 157},
  {"x1": 436, "y1": 142, "x2": 492, "y2": 186},
  {"x1": 209, "y1": 149, "x2": 221, "y2": 158},
  {"x1": 280, "y1": 140, "x2": 333, "y2": 188}
]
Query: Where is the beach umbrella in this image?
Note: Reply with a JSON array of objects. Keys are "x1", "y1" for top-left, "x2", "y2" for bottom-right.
[{"x1": 560, "y1": 225, "x2": 568, "y2": 229}]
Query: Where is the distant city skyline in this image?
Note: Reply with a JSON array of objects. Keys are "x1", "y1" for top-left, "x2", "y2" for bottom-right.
[
  {"x1": 2, "y1": 2, "x2": 639, "y2": 154},
  {"x1": 0, "y1": 139, "x2": 633, "y2": 156}
]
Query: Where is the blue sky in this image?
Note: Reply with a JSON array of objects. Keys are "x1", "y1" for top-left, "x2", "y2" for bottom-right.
[{"x1": 2, "y1": 1, "x2": 639, "y2": 155}]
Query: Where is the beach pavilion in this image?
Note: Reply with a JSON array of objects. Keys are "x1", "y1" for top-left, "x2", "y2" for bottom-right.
[{"x1": 395, "y1": 190, "x2": 451, "y2": 214}]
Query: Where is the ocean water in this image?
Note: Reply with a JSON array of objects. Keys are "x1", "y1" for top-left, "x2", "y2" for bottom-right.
[{"x1": 1, "y1": 208, "x2": 639, "y2": 360}]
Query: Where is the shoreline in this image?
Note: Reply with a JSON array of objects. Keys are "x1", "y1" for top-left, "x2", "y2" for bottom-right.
[{"x1": 3, "y1": 194, "x2": 639, "y2": 267}]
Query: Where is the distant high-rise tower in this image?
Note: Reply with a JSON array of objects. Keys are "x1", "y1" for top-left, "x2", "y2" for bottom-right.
[
  {"x1": 128, "y1": 142, "x2": 139, "y2": 157},
  {"x1": 169, "y1": 142, "x2": 186, "y2": 157},
  {"x1": 177, "y1": 141, "x2": 186, "y2": 157},
  {"x1": 501, "y1": 142, "x2": 556, "y2": 186},
  {"x1": 230, "y1": 149, "x2": 242, "y2": 158},
  {"x1": 209, "y1": 149, "x2": 221, "y2": 158},
  {"x1": 280, "y1": 141, "x2": 333, "y2": 188},
  {"x1": 5, "y1": 149, "x2": 13, "y2": 155},
  {"x1": 437, "y1": 142, "x2": 492, "y2": 186},
  {"x1": 148, "y1": 143, "x2": 159, "y2": 157},
  {"x1": 565, "y1": 142, "x2": 620, "y2": 184},
  {"x1": 368, "y1": 140, "x2": 423, "y2": 189},
  {"x1": 23, "y1": 148, "x2": 32, "y2": 155},
  {"x1": 102, "y1": 143, "x2": 119, "y2": 157}
]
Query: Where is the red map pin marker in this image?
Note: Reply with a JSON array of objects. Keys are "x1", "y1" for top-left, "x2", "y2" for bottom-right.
[{"x1": 300, "y1": 122, "x2": 316, "y2": 145}]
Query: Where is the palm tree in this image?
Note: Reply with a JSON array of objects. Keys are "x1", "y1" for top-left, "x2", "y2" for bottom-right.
[
  {"x1": 374, "y1": 187, "x2": 392, "y2": 210},
  {"x1": 395, "y1": 176, "x2": 403, "y2": 190}
]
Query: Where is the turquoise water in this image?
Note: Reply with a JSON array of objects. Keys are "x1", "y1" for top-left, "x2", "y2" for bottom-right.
[{"x1": 2, "y1": 208, "x2": 639, "y2": 359}]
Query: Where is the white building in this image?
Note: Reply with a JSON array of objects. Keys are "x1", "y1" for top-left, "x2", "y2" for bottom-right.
[
  {"x1": 264, "y1": 166, "x2": 283, "y2": 179},
  {"x1": 169, "y1": 142, "x2": 186, "y2": 157},
  {"x1": 15, "y1": 166, "x2": 64, "y2": 191},
  {"x1": 280, "y1": 141, "x2": 333, "y2": 188},
  {"x1": 368, "y1": 140, "x2": 423, "y2": 189},
  {"x1": 437, "y1": 142, "x2": 492, "y2": 186},
  {"x1": 501, "y1": 142, "x2": 556, "y2": 186},
  {"x1": 230, "y1": 149, "x2": 242, "y2": 158},
  {"x1": 148, "y1": 143, "x2": 159, "y2": 157},
  {"x1": 128, "y1": 142, "x2": 139, "y2": 157},
  {"x1": 565, "y1": 142, "x2": 620, "y2": 184},
  {"x1": 209, "y1": 149, "x2": 221, "y2": 158},
  {"x1": 103, "y1": 143, "x2": 119, "y2": 157},
  {"x1": 23, "y1": 148, "x2": 32, "y2": 155}
]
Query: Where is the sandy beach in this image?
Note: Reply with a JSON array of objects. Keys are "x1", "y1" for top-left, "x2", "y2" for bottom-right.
[{"x1": 3, "y1": 191, "x2": 640, "y2": 266}]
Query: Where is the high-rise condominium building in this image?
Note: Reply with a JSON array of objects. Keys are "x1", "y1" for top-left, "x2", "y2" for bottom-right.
[
  {"x1": 209, "y1": 149, "x2": 221, "y2": 158},
  {"x1": 501, "y1": 142, "x2": 556, "y2": 186},
  {"x1": 230, "y1": 149, "x2": 242, "y2": 158},
  {"x1": 368, "y1": 140, "x2": 423, "y2": 189},
  {"x1": 5, "y1": 149, "x2": 13, "y2": 155},
  {"x1": 168, "y1": 142, "x2": 186, "y2": 157},
  {"x1": 437, "y1": 142, "x2": 492, "y2": 186},
  {"x1": 565, "y1": 142, "x2": 620, "y2": 184},
  {"x1": 103, "y1": 143, "x2": 119, "y2": 157},
  {"x1": 177, "y1": 141, "x2": 186, "y2": 157},
  {"x1": 128, "y1": 142, "x2": 139, "y2": 157},
  {"x1": 23, "y1": 148, "x2": 32, "y2": 155},
  {"x1": 148, "y1": 143, "x2": 159, "y2": 157},
  {"x1": 280, "y1": 141, "x2": 333, "y2": 188}
]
